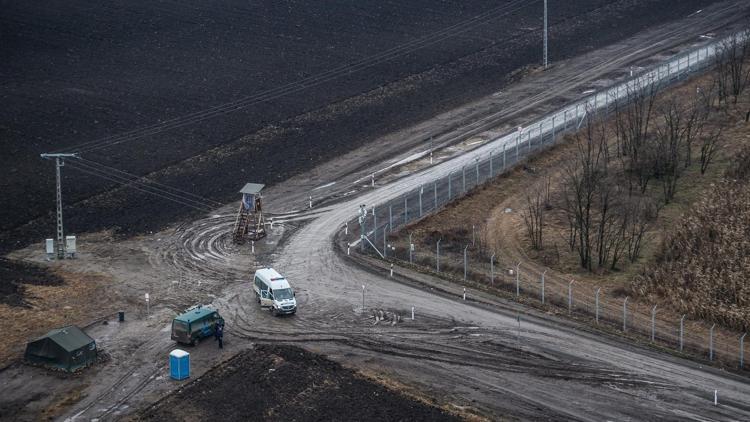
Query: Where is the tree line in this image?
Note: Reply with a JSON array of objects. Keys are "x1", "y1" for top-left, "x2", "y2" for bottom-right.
[{"x1": 521, "y1": 32, "x2": 749, "y2": 272}]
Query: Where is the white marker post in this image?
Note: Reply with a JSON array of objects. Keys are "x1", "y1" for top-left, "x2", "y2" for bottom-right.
[
  {"x1": 390, "y1": 263, "x2": 393, "y2": 277},
  {"x1": 309, "y1": 195, "x2": 312, "y2": 209},
  {"x1": 145, "y1": 293, "x2": 150, "y2": 318},
  {"x1": 411, "y1": 307, "x2": 415, "y2": 320},
  {"x1": 251, "y1": 240, "x2": 255, "y2": 254},
  {"x1": 463, "y1": 287, "x2": 466, "y2": 301},
  {"x1": 347, "y1": 243, "x2": 350, "y2": 256},
  {"x1": 714, "y1": 390, "x2": 718, "y2": 406}
]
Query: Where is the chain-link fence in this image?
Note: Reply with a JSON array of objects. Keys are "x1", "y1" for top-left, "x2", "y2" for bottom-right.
[
  {"x1": 340, "y1": 31, "x2": 749, "y2": 370},
  {"x1": 361, "y1": 235, "x2": 746, "y2": 369}
]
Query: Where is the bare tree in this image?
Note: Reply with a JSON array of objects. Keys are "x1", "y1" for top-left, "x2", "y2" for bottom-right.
[
  {"x1": 654, "y1": 97, "x2": 688, "y2": 203},
  {"x1": 700, "y1": 126, "x2": 722, "y2": 174},
  {"x1": 624, "y1": 196, "x2": 655, "y2": 263},
  {"x1": 562, "y1": 114, "x2": 610, "y2": 270},
  {"x1": 714, "y1": 32, "x2": 750, "y2": 106},
  {"x1": 522, "y1": 187, "x2": 545, "y2": 250},
  {"x1": 681, "y1": 91, "x2": 711, "y2": 168},
  {"x1": 543, "y1": 173, "x2": 552, "y2": 209},
  {"x1": 614, "y1": 78, "x2": 659, "y2": 194}
]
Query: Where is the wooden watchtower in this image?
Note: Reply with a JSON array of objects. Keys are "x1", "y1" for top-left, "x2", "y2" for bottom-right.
[{"x1": 233, "y1": 183, "x2": 266, "y2": 244}]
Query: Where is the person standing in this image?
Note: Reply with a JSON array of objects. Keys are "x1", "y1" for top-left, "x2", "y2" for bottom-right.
[{"x1": 216, "y1": 323, "x2": 224, "y2": 349}]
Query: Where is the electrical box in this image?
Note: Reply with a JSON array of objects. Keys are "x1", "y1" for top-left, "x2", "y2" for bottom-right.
[
  {"x1": 45, "y1": 239, "x2": 54, "y2": 255},
  {"x1": 65, "y1": 236, "x2": 77, "y2": 257}
]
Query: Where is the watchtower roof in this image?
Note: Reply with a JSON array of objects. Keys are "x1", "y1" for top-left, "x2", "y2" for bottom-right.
[{"x1": 239, "y1": 183, "x2": 265, "y2": 194}]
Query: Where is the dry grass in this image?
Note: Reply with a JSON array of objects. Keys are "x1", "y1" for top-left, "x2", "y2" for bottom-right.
[
  {"x1": 0, "y1": 268, "x2": 115, "y2": 367},
  {"x1": 632, "y1": 148, "x2": 750, "y2": 330}
]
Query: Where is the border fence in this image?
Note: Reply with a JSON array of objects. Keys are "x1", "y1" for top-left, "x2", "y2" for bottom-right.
[{"x1": 340, "y1": 31, "x2": 749, "y2": 370}]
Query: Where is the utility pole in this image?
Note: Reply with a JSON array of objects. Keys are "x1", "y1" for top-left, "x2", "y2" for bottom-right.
[
  {"x1": 359, "y1": 204, "x2": 367, "y2": 253},
  {"x1": 40, "y1": 153, "x2": 79, "y2": 259},
  {"x1": 543, "y1": 0, "x2": 548, "y2": 69}
]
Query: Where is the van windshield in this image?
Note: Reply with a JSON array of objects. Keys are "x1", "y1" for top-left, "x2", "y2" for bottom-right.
[
  {"x1": 273, "y1": 288, "x2": 293, "y2": 300},
  {"x1": 173, "y1": 320, "x2": 188, "y2": 334}
]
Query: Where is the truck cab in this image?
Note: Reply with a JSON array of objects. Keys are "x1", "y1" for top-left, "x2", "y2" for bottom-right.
[{"x1": 253, "y1": 268, "x2": 297, "y2": 316}]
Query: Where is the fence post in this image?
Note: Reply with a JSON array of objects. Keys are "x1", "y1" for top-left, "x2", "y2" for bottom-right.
[
  {"x1": 568, "y1": 281, "x2": 573, "y2": 315},
  {"x1": 419, "y1": 185, "x2": 423, "y2": 217},
  {"x1": 389, "y1": 205, "x2": 393, "y2": 232},
  {"x1": 651, "y1": 305, "x2": 657, "y2": 342},
  {"x1": 436, "y1": 239, "x2": 441, "y2": 273},
  {"x1": 404, "y1": 196, "x2": 408, "y2": 224},
  {"x1": 489, "y1": 151, "x2": 494, "y2": 177},
  {"x1": 359, "y1": 205, "x2": 366, "y2": 252},
  {"x1": 490, "y1": 254, "x2": 495, "y2": 286},
  {"x1": 383, "y1": 226, "x2": 387, "y2": 258},
  {"x1": 538, "y1": 122, "x2": 542, "y2": 146},
  {"x1": 680, "y1": 314, "x2": 685, "y2": 352},
  {"x1": 741, "y1": 333, "x2": 747, "y2": 369},
  {"x1": 434, "y1": 181, "x2": 438, "y2": 210},
  {"x1": 710, "y1": 324, "x2": 716, "y2": 361},
  {"x1": 623, "y1": 297, "x2": 629, "y2": 332},
  {"x1": 527, "y1": 131, "x2": 531, "y2": 153},
  {"x1": 563, "y1": 109, "x2": 568, "y2": 131},
  {"x1": 595, "y1": 287, "x2": 601, "y2": 324},
  {"x1": 472, "y1": 225, "x2": 476, "y2": 246},
  {"x1": 541, "y1": 270, "x2": 547, "y2": 304},
  {"x1": 373, "y1": 207, "x2": 377, "y2": 244},
  {"x1": 448, "y1": 172, "x2": 452, "y2": 199},
  {"x1": 515, "y1": 262, "x2": 521, "y2": 298},
  {"x1": 462, "y1": 166, "x2": 466, "y2": 193},
  {"x1": 551, "y1": 115, "x2": 556, "y2": 143},
  {"x1": 516, "y1": 128, "x2": 521, "y2": 161},
  {"x1": 408, "y1": 232, "x2": 413, "y2": 264},
  {"x1": 463, "y1": 245, "x2": 469, "y2": 281},
  {"x1": 503, "y1": 143, "x2": 507, "y2": 171},
  {"x1": 475, "y1": 159, "x2": 479, "y2": 185}
]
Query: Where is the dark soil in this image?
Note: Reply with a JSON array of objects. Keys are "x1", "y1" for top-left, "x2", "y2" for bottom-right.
[
  {"x1": 0, "y1": 1, "x2": 723, "y2": 313},
  {"x1": 0, "y1": 258, "x2": 63, "y2": 307},
  {"x1": 134, "y1": 344, "x2": 460, "y2": 422}
]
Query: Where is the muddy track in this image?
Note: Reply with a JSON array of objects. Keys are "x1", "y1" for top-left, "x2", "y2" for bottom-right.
[
  {"x1": 48, "y1": 3, "x2": 750, "y2": 420},
  {"x1": 272, "y1": 0, "x2": 747, "y2": 215}
]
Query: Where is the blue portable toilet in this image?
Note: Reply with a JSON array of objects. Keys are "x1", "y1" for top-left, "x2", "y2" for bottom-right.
[{"x1": 169, "y1": 349, "x2": 190, "y2": 380}]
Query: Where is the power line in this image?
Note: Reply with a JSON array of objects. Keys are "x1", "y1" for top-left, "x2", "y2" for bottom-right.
[
  {"x1": 68, "y1": 160, "x2": 217, "y2": 210},
  {"x1": 77, "y1": 157, "x2": 223, "y2": 207},
  {"x1": 56, "y1": 0, "x2": 537, "y2": 154},
  {"x1": 65, "y1": 161, "x2": 216, "y2": 212}
]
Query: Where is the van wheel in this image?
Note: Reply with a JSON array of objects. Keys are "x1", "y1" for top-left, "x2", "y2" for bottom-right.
[{"x1": 271, "y1": 307, "x2": 277, "y2": 317}]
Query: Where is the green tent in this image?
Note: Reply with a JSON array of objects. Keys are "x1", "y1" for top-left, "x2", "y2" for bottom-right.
[{"x1": 25, "y1": 325, "x2": 97, "y2": 371}]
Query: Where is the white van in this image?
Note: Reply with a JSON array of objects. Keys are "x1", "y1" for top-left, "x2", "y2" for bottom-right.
[{"x1": 253, "y1": 268, "x2": 297, "y2": 316}]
